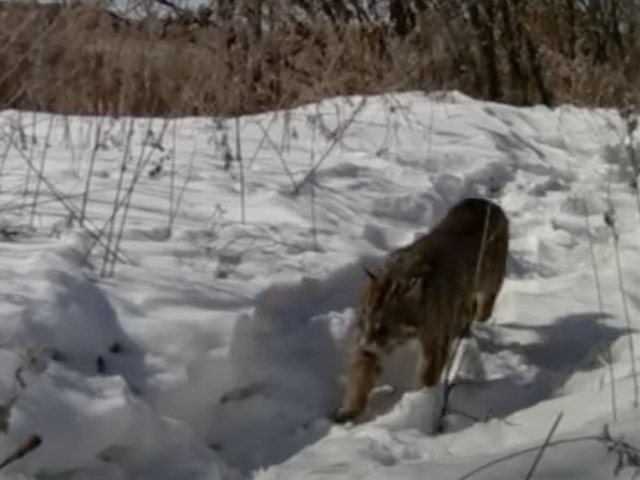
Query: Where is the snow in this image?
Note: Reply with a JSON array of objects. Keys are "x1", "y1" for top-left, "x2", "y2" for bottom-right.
[{"x1": 0, "y1": 91, "x2": 639, "y2": 479}]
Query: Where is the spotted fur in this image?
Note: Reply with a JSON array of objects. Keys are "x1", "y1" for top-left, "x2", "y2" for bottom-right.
[{"x1": 334, "y1": 197, "x2": 509, "y2": 423}]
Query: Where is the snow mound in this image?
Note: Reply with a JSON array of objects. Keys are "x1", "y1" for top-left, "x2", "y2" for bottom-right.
[{"x1": 0, "y1": 91, "x2": 638, "y2": 479}]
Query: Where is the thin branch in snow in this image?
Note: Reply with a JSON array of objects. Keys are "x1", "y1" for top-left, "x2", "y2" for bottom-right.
[
  {"x1": 435, "y1": 336, "x2": 464, "y2": 433},
  {"x1": 307, "y1": 113, "x2": 319, "y2": 250},
  {"x1": 167, "y1": 119, "x2": 178, "y2": 235},
  {"x1": 582, "y1": 197, "x2": 618, "y2": 421},
  {"x1": 437, "y1": 200, "x2": 500, "y2": 433},
  {"x1": 604, "y1": 202, "x2": 639, "y2": 407},
  {"x1": 458, "y1": 423, "x2": 640, "y2": 480},
  {"x1": 603, "y1": 424, "x2": 640, "y2": 476},
  {"x1": 6, "y1": 130, "x2": 130, "y2": 265},
  {"x1": 293, "y1": 97, "x2": 367, "y2": 195},
  {"x1": 524, "y1": 412, "x2": 564, "y2": 480},
  {"x1": 79, "y1": 117, "x2": 105, "y2": 227},
  {"x1": 109, "y1": 119, "x2": 169, "y2": 277},
  {"x1": 101, "y1": 118, "x2": 135, "y2": 278},
  {"x1": 456, "y1": 433, "x2": 598, "y2": 480},
  {"x1": 235, "y1": 116, "x2": 246, "y2": 223},
  {"x1": 251, "y1": 115, "x2": 297, "y2": 189},
  {"x1": 29, "y1": 115, "x2": 54, "y2": 228},
  {"x1": 0, "y1": 434, "x2": 42, "y2": 470}
]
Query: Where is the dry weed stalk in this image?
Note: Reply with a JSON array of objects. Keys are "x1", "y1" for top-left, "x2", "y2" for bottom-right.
[
  {"x1": 458, "y1": 423, "x2": 640, "y2": 480},
  {"x1": 79, "y1": 117, "x2": 105, "y2": 227},
  {"x1": 583, "y1": 198, "x2": 618, "y2": 421},
  {"x1": 436, "y1": 197, "x2": 502, "y2": 433},
  {"x1": 0, "y1": 434, "x2": 42, "y2": 471},
  {"x1": 524, "y1": 413, "x2": 564, "y2": 480},
  {"x1": 6, "y1": 123, "x2": 130, "y2": 264},
  {"x1": 604, "y1": 204, "x2": 639, "y2": 407}
]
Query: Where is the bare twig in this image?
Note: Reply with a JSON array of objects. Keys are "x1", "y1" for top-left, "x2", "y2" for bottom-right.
[
  {"x1": 292, "y1": 98, "x2": 367, "y2": 195},
  {"x1": 166, "y1": 140, "x2": 196, "y2": 238},
  {"x1": 458, "y1": 431, "x2": 604, "y2": 480},
  {"x1": 101, "y1": 118, "x2": 135, "y2": 277},
  {"x1": 0, "y1": 434, "x2": 42, "y2": 470},
  {"x1": 435, "y1": 335, "x2": 464, "y2": 433},
  {"x1": 524, "y1": 412, "x2": 564, "y2": 480},
  {"x1": 436, "y1": 199, "x2": 499, "y2": 433},
  {"x1": 108, "y1": 119, "x2": 169, "y2": 277},
  {"x1": 167, "y1": 119, "x2": 177, "y2": 234},
  {"x1": 7, "y1": 129, "x2": 130, "y2": 264},
  {"x1": 29, "y1": 115, "x2": 54, "y2": 227},
  {"x1": 235, "y1": 116, "x2": 246, "y2": 223},
  {"x1": 20, "y1": 112, "x2": 36, "y2": 214},
  {"x1": 308, "y1": 114, "x2": 319, "y2": 250},
  {"x1": 582, "y1": 197, "x2": 618, "y2": 421},
  {"x1": 251, "y1": 117, "x2": 297, "y2": 189},
  {"x1": 604, "y1": 204, "x2": 639, "y2": 407},
  {"x1": 79, "y1": 117, "x2": 105, "y2": 227}
]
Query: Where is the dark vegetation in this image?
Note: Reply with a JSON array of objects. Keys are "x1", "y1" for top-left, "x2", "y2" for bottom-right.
[{"x1": 0, "y1": 0, "x2": 638, "y2": 116}]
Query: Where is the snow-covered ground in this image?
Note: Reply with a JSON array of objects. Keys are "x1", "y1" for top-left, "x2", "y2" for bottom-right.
[{"x1": 0, "y1": 92, "x2": 639, "y2": 480}]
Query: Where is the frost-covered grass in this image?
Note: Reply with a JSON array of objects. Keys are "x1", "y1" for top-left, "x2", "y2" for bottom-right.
[{"x1": 0, "y1": 91, "x2": 639, "y2": 480}]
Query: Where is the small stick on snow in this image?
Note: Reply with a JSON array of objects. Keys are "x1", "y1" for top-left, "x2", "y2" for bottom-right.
[
  {"x1": 235, "y1": 116, "x2": 246, "y2": 223},
  {"x1": 582, "y1": 197, "x2": 618, "y2": 420},
  {"x1": 605, "y1": 205, "x2": 640, "y2": 408},
  {"x1": 436, "y1": 335, "x2": 465, "y2": 433},
  {"x1": 457, "y1": 433, "x2": 600, "y2": 480},
  {"x1": 29, "y1": 115, "x2": 55, "y2": 228},
  {"x1": 79, "y1": 117, "x2": 105, "y2": 227},
  {"x1": 0, "y1": 434, "x2": 42, "y2": 470},
  {"x1": 308, "y1": 113, "x2": 319, "y2": 250},
  {"x1": 292, "y1": 98, "x2": 366, "y2": 195},
  {"x1": 101, "y1": 118, "x2": 135, "y2": 278},
  {"x1": 523, "y1": 412, "x2": 564, "y2": 480}
]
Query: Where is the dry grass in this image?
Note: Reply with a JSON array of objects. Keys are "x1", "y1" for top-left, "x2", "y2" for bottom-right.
[{"x1": 0, "y1": 0, "x2": 638, "y2": 116}]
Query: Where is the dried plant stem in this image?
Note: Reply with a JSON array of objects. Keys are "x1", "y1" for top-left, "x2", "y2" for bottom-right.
[
  {"x1": 79, "y1": 117, "x2": 105, "y2": 227},
  {"x1": 247, "y1": 112, "x2": 277, "y2": 169},
  {"x1": 1, "y1": 2, "x2": 640, "y2": 115},
  {"x1": 293, "y1": 98, "x2": 366, "y2": 195},
  {"x1": 108, "y1": 119, "x2": 165, "y2": 277},
  {"x1": 604, "y1": 195, "x2": 639, "y2": 408},
  {"x1": 235, "y1": 116, "x2": 246, "y2": 223},
  {"x1": 583, "y1": 199, "x2": 618, "y2": 421},
  {"x1": 101, "y1": 118, "x2": 134, "y2": 277},
  {"x1": 253, "y1": 118, "x2": 296, "y2": 189},
  {"x1": 611, "y1": 230, "x2": 639, "y2": 407},
  {"x1": 0, "y1": 434, "x2": 42, "y2": 471},
  {"x1": 20, "y1": 111, "x2": 35, "y2": 213},
  {"x1": 29, "y1": 115, "x2": 55, "y2": 227},
  {"x1": 309, "y1": 115, "x2": 318, "y2": 250},
  {"x1": 167, "y1": 119, "x2": 177, "y2": 234},
  {"x1": 436, "y1": 334, "x2": 464, "y2": 433},
  {"x1": 8, "y1": 129, "x2": 129, "y2": 263},
  {"x1": 524, "y1": 412, "x2": 564, "y2": 480},
  {"x1": 459, "y1": 424, "x2": 640, "y2": 480},
  {"x1": 437, "y1": 200, "x2": 497, "y2": 432},
  {"x1": 0, "y1": 127, "x2": 16, "y2": 191},
  {"x1": 167, "y1": 142, "x2": 196, "y2": 232}
]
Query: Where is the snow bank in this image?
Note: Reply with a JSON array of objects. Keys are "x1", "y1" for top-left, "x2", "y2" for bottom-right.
[{"x1": 0, "y1": 91, "x2": 638, "y2": 479}]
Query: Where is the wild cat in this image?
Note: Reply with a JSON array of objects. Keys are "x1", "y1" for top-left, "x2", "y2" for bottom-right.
[{"x1": 334, "y1": 197, "x2": 509, "y2": 423}]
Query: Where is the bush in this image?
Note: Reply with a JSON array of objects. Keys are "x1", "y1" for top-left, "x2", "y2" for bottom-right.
[{"x1": 0, "y1": 0, "x2": 638, "y2": 116}]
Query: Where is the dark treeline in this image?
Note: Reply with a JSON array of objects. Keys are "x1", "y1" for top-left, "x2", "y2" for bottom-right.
[{"x1": 0, "y1": 0, "x2": 638, "y2": 115}]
